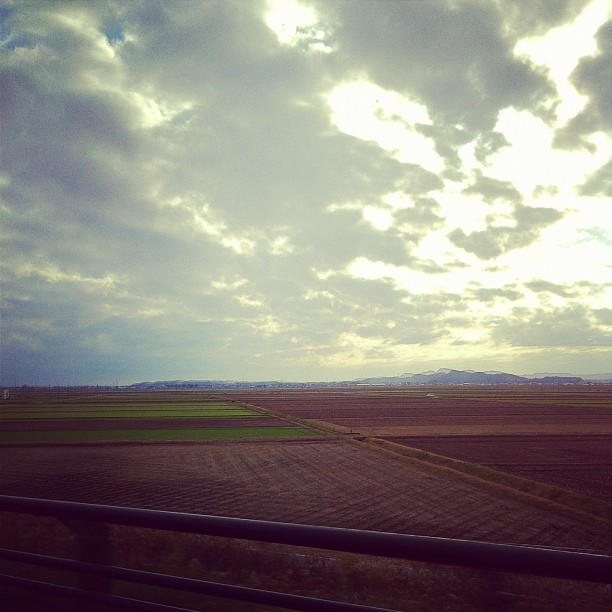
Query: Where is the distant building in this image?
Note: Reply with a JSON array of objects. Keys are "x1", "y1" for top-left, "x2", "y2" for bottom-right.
[{"x1": 3, "y1": 390, "x2": 10, "y2": 400}]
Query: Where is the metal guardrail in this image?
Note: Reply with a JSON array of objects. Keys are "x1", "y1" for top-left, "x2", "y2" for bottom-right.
[{"x1": 1, "y1": 495, "x2": 611, "y2": 612}]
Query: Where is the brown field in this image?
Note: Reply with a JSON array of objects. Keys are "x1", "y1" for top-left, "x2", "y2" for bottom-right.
[
  {"x1": 224, "y1": 386, "x2": 612, "y2": 499},
  {"x1": 389, "y1": 434, "x2": 612, "y2": 503},
  {"x1": 1, "y1": 386, "x2": 611, "y2": 554},
  {"x1": 1, "y1": 387, "x2": 612, "y2": 610},
  {"x1": 1, "y1": 438, "x2": 611, "y2": 555},
  {"x1": 223, "y1": 386, "x2": 612, "y2": 435}
]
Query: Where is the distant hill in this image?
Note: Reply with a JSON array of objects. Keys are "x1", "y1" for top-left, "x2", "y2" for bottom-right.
[
  {"x1": 129, "y1": 368, "x2": 606, "y2": 389},
  {"x1": 523, "y1": 372, "x2": 578, "y2": 379},
  {"x1": 525, "y1": 372, "x2": 611, "y2": 382},
  {"x1": 355, "y1": 368, "x2": 584, "y2": 386},
  {"x1": 574, "y1": 373, "x2": 611, "y2": 382}
]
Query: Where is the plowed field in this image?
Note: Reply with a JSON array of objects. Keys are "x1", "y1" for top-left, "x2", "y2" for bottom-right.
[
  {"x1": 1, "y1": 439, "x2": 610, "y2": 554},
  {"x1": 1, "y1": 387, "x2": 611, "y2": 557},
  {"x1": 389, "y1": 434, "x2": 612, "y2": 503},
  {"x1": 225, "y1": 386, "x2": 612, "y2": 500}
]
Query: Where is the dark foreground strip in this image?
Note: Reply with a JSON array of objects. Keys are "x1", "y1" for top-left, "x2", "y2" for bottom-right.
[
  {"x1": 0, "y1": 574, "x2": 193, "y2": 612},
  {"x1": 0, "y1": 494, "x2": 611, "y2": 584},
  {"x1": 0, "y1": 549, "x2": 393, "y2": 612}
]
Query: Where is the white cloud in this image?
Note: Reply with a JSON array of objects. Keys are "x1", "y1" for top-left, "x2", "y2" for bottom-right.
[
  {"x1": 514, "y1": 0, "x2": 608, "y2": 124},
  {"x1": 486, "y1": 108, "x2": 610, "y2": 195},
  {"x1": 362, "y1": 205, "x2": 393, "y2": 231},
  {"x1": 265, "y1": 0, "x2": 332, "y2": 52},
  {"x1": 131, "y1": 94, "x2": 194, "y2": 129},
  {"x1": 326, "y1": 81, "x2": 444, "y2": 173},
  {"x1": 270, "y1": 235, "x2": 294, "y2": 255}
]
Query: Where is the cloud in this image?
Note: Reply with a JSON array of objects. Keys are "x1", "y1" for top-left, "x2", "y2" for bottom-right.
[
  {"x1": 319, "y1": 0, "x2": 558, "y2": 142},
  {"x1": 578, "y1": 160, "x2": 612, "y2": 196},
  {"x1": 492, "y1": 304, "x2": 611, "y2": 347},
  {"x1": 1, "y1": 0, "x2": 610, "y2": 383},
  {"x1": 462, "y1": 172, "x2": 522, "y2": 203},
  {"x1": 525, "y1": 280, "x2": 574, "y2": 297},
  {"x1": 553, "y1": 19, "x2": 612, "y2": 150},
  {"x1": 448, "y1": 204, "x2": 564, "y2": 259}
]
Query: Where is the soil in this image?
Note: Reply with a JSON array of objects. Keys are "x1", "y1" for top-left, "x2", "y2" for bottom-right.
[
  {"x1": 224, "y1": 386, "x2": 612, "y2": 500},
  {"x1": 1, "y1": 439, "x2": 610, "y2": 554},
  {"x1": 2, "y1": 386, "x2": 611, "y2": 557},
  {"x1": 389, "y1": 434, "x2": 612, "y2": 503}
]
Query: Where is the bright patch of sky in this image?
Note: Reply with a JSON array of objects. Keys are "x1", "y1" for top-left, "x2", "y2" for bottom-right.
[
  {"x1": 514, "y1": 0, "x2": 608, "y2": 124},
  {"x1": 265, "y1": 0, "x2": 332, "y2": 52},
  {"x1": 327, "y1": 81, "x2": 444, "y2": 174},
  {"x1": 485, "y1": 108, "x2": 610, "y2": 195}
]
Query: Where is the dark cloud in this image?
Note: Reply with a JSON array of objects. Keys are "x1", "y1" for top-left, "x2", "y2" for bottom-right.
[
  {"x1": 448, "y1": 204, "x2": 563, "y2": 259},
  {"x1": 470, "y1": 287, "x2": 524, "y2": 302},
  {"x1": 397, "y1": 164, "x2": 444, "y2": 194},
  {"x1": 578, "y1": 160, "x2": 612, "y2": 197},
  {"x1": 594, "y1": 308, "x2": 612, "y2": 325},
  {"x1": 473, "y1": 131, "x2": 511, "y2": 164},
  {"x1": 492, "y1": 304, "x2": 610, "y2": 347},
  {"x1": 394, "y1": 197, "x2": 445, "y2": 231},
  {"x1": 463, "y1": 172, "x2": 522, "y2": 203},
  {"x1": 526, "y1": 280, "x2": 573, "y2": 296},
  {"x1": 499, "y1": 0, "x2": 591, "y2": 35},
  {"x1": 318, "y1": 0, "x2": 558, "y2": 137},
  {"x1": 553, "y1": 19, "x2": 612, "y2": 150}
]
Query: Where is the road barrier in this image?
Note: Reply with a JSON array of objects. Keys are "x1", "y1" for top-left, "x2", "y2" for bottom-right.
[{"x1": 1, "y1": 494, "x2": 610, "y2": 611}]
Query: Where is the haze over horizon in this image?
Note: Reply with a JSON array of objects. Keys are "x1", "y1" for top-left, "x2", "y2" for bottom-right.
[{"x1": 1, "y1": 0, "x2": 611, "y2": 386}]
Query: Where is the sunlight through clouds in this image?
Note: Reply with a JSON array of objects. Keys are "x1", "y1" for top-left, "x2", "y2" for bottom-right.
[
  {"x1": 514, "y1": 0, "x2": 608, "y2": 124},
  {"x1": 1, "y1": 0, "x2": 610, "y2": 383},
  {"x1": 487, "y1": 108, "x2": 610, "y2": 195},
  {"x1": 265, "y1": 0, "x2": 332, "y2": 52},
  {"x1": 326, "y1": 81, "x2": 444, "y2": 173}
]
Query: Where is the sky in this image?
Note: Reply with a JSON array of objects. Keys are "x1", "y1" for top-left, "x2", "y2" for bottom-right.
[{"x1": 1, "y1": 0, "x2": 610, "y2": 385}]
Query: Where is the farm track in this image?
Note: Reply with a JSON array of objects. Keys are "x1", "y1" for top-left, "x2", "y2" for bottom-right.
[{"x1": 224, "y1": 387, "x2": 612, "y2": 501}]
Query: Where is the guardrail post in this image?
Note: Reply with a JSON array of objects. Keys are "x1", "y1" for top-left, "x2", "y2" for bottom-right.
[{"x1": 62, "y1": 519, "x2": 111, "y2": 607}]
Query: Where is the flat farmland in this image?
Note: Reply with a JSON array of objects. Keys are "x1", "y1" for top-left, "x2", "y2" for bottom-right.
[
  {"x1": 0, "y1": 390, "x2": 316, "y2": 443},
  {"x1": 224, "y1": 386, "x2": 612, "y2": 436},
  {"x1": 1, "y1": 387, "x2": 611, "y2": 556},
  {"x1": 389, "y1": 434, "x2": 612, "y2": 503},
  {"x1": 1, "y1": 438, "x2": 611, "y2": 555},
  {"x1": 225, "y1": 386, "x2": 612, "y2": 502}
]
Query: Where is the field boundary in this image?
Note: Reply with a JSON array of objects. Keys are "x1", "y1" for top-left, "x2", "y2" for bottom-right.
[
  {"x1": 231, "y1": 396, "x2": 612, "y2": 528},
  {"x1": 229, "y1": 401, "x2": 348, "y2": 437},
  {"x1": 355, "y1": 438, "x2": 612, "y2": 529}
]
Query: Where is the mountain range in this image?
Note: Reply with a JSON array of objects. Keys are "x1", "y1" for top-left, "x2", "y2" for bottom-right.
[
  {"x1": 130, "y1": 368, "x2": 610, "y2": 389},
  {"x1": 354, "y1": 368, "x2": 588, "y2": 386}
]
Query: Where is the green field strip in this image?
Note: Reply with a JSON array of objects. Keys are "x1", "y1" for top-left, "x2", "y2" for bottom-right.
[
  {"x1": 0, "y1": 402, "x2": 242, "y2": 414},
  {"x1": 0, "y1": 410, "x2": 263, "y2": 421},
  {"x1": 0, "y1": 427, "x2": 318, "y2": 443},
  {"x1": 0, "y1": 409, "x2": 260, "y2": 420}
]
